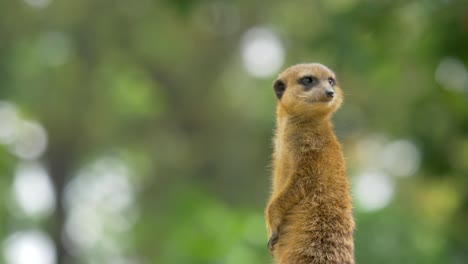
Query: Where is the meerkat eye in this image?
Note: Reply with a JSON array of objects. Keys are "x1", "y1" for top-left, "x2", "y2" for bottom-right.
[
  {"x1": 299, "y1": 76, "x2": 316, "y2": 86},
  {"x1": 328, "y1": 77, "x2": 335, "y2": 86}
]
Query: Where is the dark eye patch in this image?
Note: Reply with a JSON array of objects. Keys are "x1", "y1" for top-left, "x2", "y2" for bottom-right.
[
  {"x1": 273, "y1": 79, "x2": 286, "y2": 99},
  {"x1": 298, "y1": 76, "x2": 317, "y2": 87},
  {"x1": 328, "y1": 77, "x2": 335, "y2": 86}
]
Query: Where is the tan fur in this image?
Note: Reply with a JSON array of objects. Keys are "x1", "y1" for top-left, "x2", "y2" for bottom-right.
[{"x1": 265, "y1": 63, "x2": 354, "y2": 264}]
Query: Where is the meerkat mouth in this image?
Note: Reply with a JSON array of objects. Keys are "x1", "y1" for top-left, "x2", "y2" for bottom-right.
[{"x1": 306, "y1": 98, "x2": 334, "y2": 104}]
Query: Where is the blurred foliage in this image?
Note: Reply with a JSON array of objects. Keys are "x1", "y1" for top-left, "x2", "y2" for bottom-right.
[{"x1": 0, "y1": 0, "x2": 467, "y2": 264}]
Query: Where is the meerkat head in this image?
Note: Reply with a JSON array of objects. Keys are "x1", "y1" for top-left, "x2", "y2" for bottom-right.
[{"x1": 273, "y1": 63, "x2": 343, "y2": 119}]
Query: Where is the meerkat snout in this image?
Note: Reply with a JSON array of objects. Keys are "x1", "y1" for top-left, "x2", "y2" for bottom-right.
[{"x1": 325, "y1": 88, "x2": 334, "y2": 98}]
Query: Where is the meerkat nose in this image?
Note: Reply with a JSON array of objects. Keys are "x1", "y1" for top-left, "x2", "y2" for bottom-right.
[{"x1": 325, "y1": 89, "x2": 335, "y2": 98}]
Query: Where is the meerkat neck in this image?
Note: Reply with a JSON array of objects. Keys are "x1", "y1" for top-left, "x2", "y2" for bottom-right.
[
  {"x1": 276, "y1": 103, "x2": 334, "y2": 133},
  {"x1": 276, "y1": 114, "x2": 335, "y2": 151},
  {"x1": 286, "y1": 115, "x2": 332, "y2": 132}
]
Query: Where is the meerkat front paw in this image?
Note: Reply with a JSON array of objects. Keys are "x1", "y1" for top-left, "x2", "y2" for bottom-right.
[
  {"x1": 267, "y1": 229, "x2": 279, "y2": 254},
  {"x1": 265, "y1": 201, "x2": 282, "y2": 253}
]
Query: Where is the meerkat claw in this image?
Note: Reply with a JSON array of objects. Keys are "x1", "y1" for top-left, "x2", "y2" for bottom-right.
[{"x1": 267, "y1": 231, "x2": 279, "y2": 254}]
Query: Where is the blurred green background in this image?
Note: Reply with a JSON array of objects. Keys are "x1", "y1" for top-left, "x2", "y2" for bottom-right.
[{"x1": 1, "y1": 0, "x2": 467, "y2": 263}]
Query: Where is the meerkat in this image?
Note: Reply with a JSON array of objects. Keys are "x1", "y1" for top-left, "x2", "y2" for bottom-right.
[{"x1": 265, "y1": 63, "x2": 354, "y2": 264}]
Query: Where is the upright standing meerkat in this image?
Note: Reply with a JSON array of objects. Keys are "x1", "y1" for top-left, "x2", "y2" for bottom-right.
[{"x1": 265, "y1": 63, "x2": 354, "y2": 264}]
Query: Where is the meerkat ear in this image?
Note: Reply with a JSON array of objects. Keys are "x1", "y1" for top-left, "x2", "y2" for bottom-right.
[{"x1": 273, "y1": 80, "x2": 286, "y2": 99}]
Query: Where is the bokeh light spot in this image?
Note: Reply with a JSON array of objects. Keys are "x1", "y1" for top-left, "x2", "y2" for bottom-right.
[
  {"x1": 0, "y1": 101, "x2": 20, "y2": 145},
  {"x1": 64, "y1": 157, "x2": 138, "y2": 255},
  {"x1": 381, "y1": 139, "x2": 421, "y2": 177},
  {"x1": 354, "y1": 170, "x2": 395, "y2": 211},
  {"x1": 241, "y1": 27, "x2": 284, "y2": 78},
  {"x1": 64, "y1": 207, "x2": 102, "y2": 252},
  {"x1": 23, "y1": 0, "x2": 53, "y2": 9},
  {"x1": 12, "y1": 162, "x2": 55, "y2": 218},
  {"x1": 37, "y1": 32, "x2": 73, "y2": 67},
  {"x1": 355, "y1": 135, "x2": 387, "y2": 170},
  {"x1": 3, "y1": 230, "x2": 56, "y2": 264},
  {"x1": 435, "y1": 57, "x2": 468, "y2": 92},
  {"x1": 9, "y1": 120, "x2": 48, "y2": 160}
]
